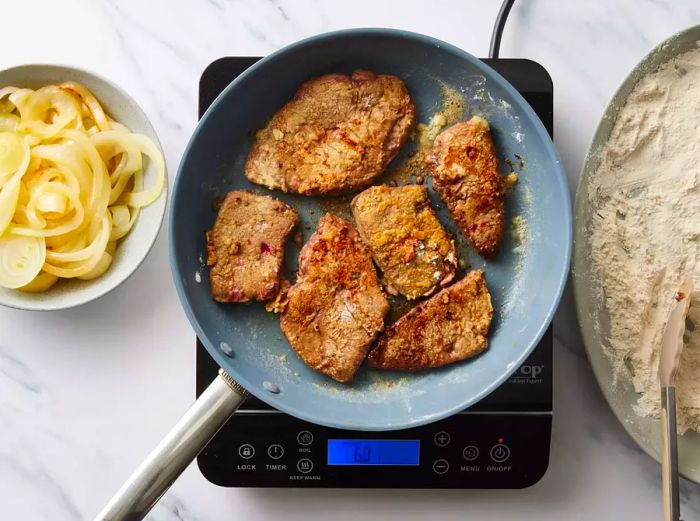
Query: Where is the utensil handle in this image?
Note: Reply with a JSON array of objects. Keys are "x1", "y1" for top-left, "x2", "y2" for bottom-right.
[
  {"x1": 95, "y1": 370, "x2": 248, "y2": 521},
  {"x1": 661, "y1": 386, "x2": 680, "y2": 521}
]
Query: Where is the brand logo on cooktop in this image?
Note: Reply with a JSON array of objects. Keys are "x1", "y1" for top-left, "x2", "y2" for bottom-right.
[{"x1": 507, "y1": 364, "x2": 545, "y2": 384}]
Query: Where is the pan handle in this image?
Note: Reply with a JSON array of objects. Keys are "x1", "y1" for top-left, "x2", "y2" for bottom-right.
[{"x1": 95, "y1": 369, "x2": 249, "y2": 521}]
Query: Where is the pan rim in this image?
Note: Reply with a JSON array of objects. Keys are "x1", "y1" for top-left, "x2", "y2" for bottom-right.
[{"x1": 170, "y1": 27, "x2": 572, "y2": 431}]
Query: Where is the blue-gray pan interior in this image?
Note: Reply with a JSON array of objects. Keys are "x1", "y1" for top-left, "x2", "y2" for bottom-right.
[{"x1": 171, "y1": 29, "x2": 571, "y2": 431}]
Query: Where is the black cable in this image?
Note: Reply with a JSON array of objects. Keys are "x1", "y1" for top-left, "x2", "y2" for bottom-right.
[{"x1": 489, "y1": 0, "x2": 515, "y2": 59}]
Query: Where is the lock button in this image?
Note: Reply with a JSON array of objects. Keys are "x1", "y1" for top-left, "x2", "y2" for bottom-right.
[{"x1": 238, "y1": 444, "x2": 255, "y2": 459}]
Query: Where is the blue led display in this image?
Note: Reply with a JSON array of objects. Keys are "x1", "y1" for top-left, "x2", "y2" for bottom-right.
[{"x1": 327, "y1": 439, "x2": 420, "y2": 466}]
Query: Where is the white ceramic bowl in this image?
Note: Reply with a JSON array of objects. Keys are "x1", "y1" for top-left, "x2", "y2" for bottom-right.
[{"x1": 0, "y1": 64, "x2": 167, "y2": 311}]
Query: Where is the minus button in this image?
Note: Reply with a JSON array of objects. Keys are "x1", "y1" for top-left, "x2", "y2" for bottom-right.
[{"x1": 432, "y1": 459, "x2": 449, "y2": 474}]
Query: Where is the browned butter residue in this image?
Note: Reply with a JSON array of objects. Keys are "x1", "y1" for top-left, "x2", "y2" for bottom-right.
[
  {"x1": 416, "y1": 83, "x2": 465, "y2": 150},
  {"x1": 385, "y1": 81, "x2": 467, "y2": 186},
  {"x1": 387, "y1": 294, "x2": 417, "y2": 325},
  {"x1": 211, "y1": 194, "x2": 224, "y2": 213},
  {"x1": 387, "y1": 151, "x2": 430, "y2": 185},
  {"x1": 510, "y1": 215, "x2": 528, "y2": 273},
  {"x1": 503, "y1": 172, "x2": 519, "y2": 194},
  {"x1": 318, "y1": 194, "x2": 352, "y2": 219},
  {"x1": 439, "y1": 81, "x2": 466, "y2": 126}
]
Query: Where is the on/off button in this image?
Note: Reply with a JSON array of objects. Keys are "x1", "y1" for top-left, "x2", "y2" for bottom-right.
[{"x1": 490, "y1": 444, "x2": 511, "y2": 463}]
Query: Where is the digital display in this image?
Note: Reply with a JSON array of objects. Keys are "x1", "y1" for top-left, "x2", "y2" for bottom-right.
[{"x1": 327, "y1": 439, "x2": 420, "y2": 466}]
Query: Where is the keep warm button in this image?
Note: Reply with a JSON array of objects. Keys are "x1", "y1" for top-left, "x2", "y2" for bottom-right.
[
  {"x1": 297, "y1": 458, "x2": 313, "y2": 474},
  {"x1": 489, "y1": 444, "x2": 511, "y2": 463}
]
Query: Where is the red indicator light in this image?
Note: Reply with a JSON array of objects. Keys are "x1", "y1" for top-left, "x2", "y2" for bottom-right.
[{"x1": 497, "y1": 437, "x2": 504, "y2": 443}]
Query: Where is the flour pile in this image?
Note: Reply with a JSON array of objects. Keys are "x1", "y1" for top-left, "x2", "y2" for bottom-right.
[{"x1": 589, "y1": 46, "x2": 700, "y2": 433}]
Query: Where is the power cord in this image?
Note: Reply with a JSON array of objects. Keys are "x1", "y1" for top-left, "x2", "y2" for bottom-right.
[{"x1": 489, "y1": 0, "x2": 515, "y2": 59}]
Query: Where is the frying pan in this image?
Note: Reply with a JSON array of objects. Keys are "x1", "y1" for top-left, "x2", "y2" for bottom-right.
[{"x1": 97, "y1": 29, "x2": 571, "y2": 520}]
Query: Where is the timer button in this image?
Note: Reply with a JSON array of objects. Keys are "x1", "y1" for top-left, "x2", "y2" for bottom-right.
[
  {"x1": 297, "y1": 458, "x2": 313, "y2": 473},
  {"x1": 267, "y1": 444, "x2": 284, "y2": 459},
  {"x1": 432, "y1": 459, "x2": 449, "y2": 474},
  {"x1": 433, "y1": 431, "x2": 451, "y2": 447},
  {"x1": 490, "y1": 444, "x2": 510, "y2": 463},
  {"x1": 462, "y1": 445, "x2": 479, "y2": 461},
  {"x1": 297, "y1": 430, "x2": 314, "y2": 446}
]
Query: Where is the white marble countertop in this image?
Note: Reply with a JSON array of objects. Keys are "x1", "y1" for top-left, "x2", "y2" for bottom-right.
[{"x1": 2, "y1": 1, "x2": 700, "y2": 519}]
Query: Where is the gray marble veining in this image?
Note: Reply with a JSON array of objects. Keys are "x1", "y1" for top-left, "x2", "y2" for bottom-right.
[{"x1": 1, "y1": 0, "x2": 700, "y2": 519}]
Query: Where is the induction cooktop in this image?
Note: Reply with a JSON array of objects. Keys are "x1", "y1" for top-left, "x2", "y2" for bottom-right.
[{"x1": 195, "y1": 56, "x2": 554, "y2": 489}]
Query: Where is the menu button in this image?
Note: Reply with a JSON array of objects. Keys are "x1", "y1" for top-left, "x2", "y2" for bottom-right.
[{"x1": 462, "y1": 446, "x2": 479, "y2": 461}]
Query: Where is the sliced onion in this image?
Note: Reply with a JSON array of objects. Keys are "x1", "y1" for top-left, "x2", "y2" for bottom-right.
[
  {"x1": 0, "y1": 132, "x2": 25, "y2": 177},
  {"x1": 10, "y1": 197, "x2": 84, "y2": 237},
  {"x1": 60, "y1": 129, "x2": 110, "y2": 220},
  {"x1": 124, "y1": 134, "x2": 165, "y2": 207},
  {"x1": 0, "y1": 87, "x2": 19, "y2": 114},
  {"x1": 0, "y1": 234, "x2": 46, "y2": 288},
  {"x1": 92, "y1": 130, "x2": 142, "y2": 204},
  {"x1": 0, "y1": 82, "x2": 164, "y2": 290},
  {"x1": 0, "y1": 114, "x2": 19, "y2": 132},
  {"x1": 109, "y1": 204, "x2": 137, "y2": 240},
  {"x1": 42, "y1": 215, "x2": 110, "y2": 277},
  {"x1": 46, "y1": 230, "x2": 85, "y2": 252},
  {"x1": 36, "y1": 192, "x2": 68, "y2": 214},
  {"x1": 77, "y1": 251, "x2": 112, "y2": 280},
  {"x1": 18, "y1": 271, "x2": 58, "y2": 292},
  {"x1": 0, "y1": 138, "x2": 30, "y2": 235},
  {"x1": 60, "y1": 82, "x2": 111, "y2": 131},
  {"x1": 46, "y1": 214, "x2": 109, "y2": 263},
  {"x1": 14, "y1": 86, "x2": 80, "y2": 138}
]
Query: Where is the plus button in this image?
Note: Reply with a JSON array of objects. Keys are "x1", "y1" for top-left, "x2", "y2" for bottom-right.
[{"x1": 433, "y1": 431, "x2": 451, "y2": 447}]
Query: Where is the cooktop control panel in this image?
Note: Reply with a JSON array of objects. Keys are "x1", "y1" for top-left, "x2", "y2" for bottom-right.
[
  {"x1": 197, "y1": 408, "x2": 551, "y2": 488},
  {"x1": 196, "y1": 56, "x2": 554, "y2": 489}
]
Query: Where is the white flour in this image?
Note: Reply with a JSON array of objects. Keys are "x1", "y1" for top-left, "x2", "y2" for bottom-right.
[{"x1": 589, "y1": 46, "x2": 700, "y2": 433}]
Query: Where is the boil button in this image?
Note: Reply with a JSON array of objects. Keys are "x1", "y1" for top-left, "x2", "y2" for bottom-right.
[{"x1": 297, "y1": 430, "x2": 314, "y2": 446}]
